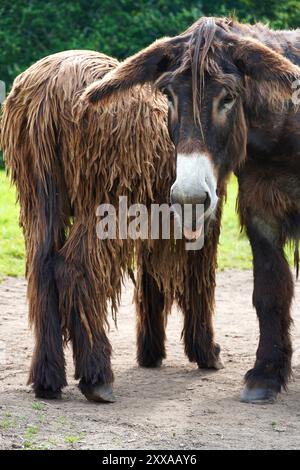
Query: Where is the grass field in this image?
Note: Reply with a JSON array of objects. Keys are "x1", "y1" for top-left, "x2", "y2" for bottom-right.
[
  {"x1": 0, "y1": 170, "x2": 25, "y2": 279},
  {"x1": 0, "y1": 168, "x2": 254, "y2": 279}
]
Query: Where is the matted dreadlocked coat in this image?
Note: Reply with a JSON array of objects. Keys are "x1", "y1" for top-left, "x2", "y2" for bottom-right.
[{"x1": 0, "y1": 50, "x2": 222, "y2": 388}]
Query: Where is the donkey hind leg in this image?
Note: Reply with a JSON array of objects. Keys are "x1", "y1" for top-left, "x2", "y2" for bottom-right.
[
  {"x1": 135, "y1": 251, "x2": 166, "y2": 368},
  {"x1": 179, "y1": 251, "x2": 223, "y2": 370},
  {"x1": 27, "y1": 176, "x2": 68, "y2": 399},
  {"x1": 241, "y1": 216, "x2": 293, "y2": 404}
]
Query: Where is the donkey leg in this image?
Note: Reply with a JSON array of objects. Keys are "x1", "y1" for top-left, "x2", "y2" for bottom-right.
[
  {"x1": 135, "y1": 251, "x2": 166, "y2": 368},
  {"x1": 176, "y1": 198, "x2": 224, "y2": 370},
  {"x1": 70, "y1": 307, "x2": 115, "y2": 403},
  {"x1": 27, "y1": 177, "x2": 68, "y2": 399},
  {"x1": 56, "y1": 230, "x2": 116, "y2": 403},
  {"x1": 179, "y1": 251, "x2": 223, "y2": 370},
  {"x1": 241, "y1": 216, "x2": 293, "y2": 404},
  {"x1": 28, "y1": 255, "x2": 67, "y2": 399}
]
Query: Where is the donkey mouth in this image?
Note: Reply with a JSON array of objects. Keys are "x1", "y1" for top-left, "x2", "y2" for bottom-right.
[{"x1": 183, "y1": 224, "x2": 203, "y2": 241}]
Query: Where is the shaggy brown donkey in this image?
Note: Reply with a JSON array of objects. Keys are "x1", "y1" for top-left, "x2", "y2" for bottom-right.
[
  {"x1": 82, "y1": 17, "x2": 300, "y2": 403},
  {"x1": 1, "y1": 50, "x2": 224, "y2": 402}
]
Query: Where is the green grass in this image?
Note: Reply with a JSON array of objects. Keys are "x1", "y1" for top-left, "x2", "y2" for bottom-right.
[
  {"x1": 31, "y1": 401, "x2": 45, "y2": 411},
  {"x1": 219, "y1": 175, "x2": 294, "y2": 269},
  {"x1": 218, "y1": 176, "x2": 252, "y2": 270},
  {"x1": 0, "y1": 416, "x2": 17, "y2": 430},
  {"x1": 24, "y1": 425, "x2": 39, "y2": 438},
  {"x1": 64, "y1": 433, "x2": 85, "y2": 445},
  {"x1": 22, "y1": 425, "x2": 49, "y2": 450},
  {"x1": 3, "y1": 167, "x2": 292, "y2": 277},
  {"x1": 0, "y1": 170, "x2": 25, "y2": 278}
]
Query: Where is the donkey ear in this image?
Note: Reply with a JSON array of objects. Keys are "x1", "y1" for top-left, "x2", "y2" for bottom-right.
[
  {"x1": 82, "y1": 37, "x2": 184, "y2": 105},
  {"x1": 227, "y1": 34, "x2": 300, "y2": 91}
]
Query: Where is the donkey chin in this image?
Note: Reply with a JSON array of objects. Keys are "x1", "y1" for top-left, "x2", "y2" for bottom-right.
[
  {"x1": 183, "y1": 201, "x2": 218, "y2": 241},
  {"x1": 171, "y1": 196, "x2": 218, "y2": 242}
]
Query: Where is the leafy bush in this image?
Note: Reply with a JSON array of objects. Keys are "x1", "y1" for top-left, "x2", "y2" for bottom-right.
[
  {"x1": 1, "y1": 0, "x2": 299, "y2": 92},
  {"x1": 0, "y1": 1, "x2": 204, "y2": 89},
  {"x1": 0, "y1": 0, "x2": 299, "y2": 168}
]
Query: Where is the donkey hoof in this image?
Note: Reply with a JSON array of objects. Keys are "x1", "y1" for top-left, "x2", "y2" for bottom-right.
[
  {"x1": 35, "y1": 386, "x2": 62, "y2": 400},
  {"x1": 198, "y1": 357, "x2": 224, "y2": 370},
  {"x1": 139, "y1": 358, "x2": 163, "y2": 368},
  {"x1": 212, "y1": 357, "x2": 225, "y2": 370},
  {"x1": 240, "y1": 386, "x2": 278, "y2": 404},
  {"x1": 213, "y1": 344, "x2": 224, "y2": 369},
  {"x1": 81, "y1": 382, "x2": 116, "y2": 403},
  {"x1": 198, "y1": 344, "x2": 224, "y2": 370}
]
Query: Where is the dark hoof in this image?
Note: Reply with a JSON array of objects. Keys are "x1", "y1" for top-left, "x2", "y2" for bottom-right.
[
  {"x1": 35, "y1": 386, "x2": 62, "y2": 400},
  {"x1": 80, "y1": 382, "x2": 116, "y2": 403},
  {"x1": 139, "y1": 358, "x2": 163, "y2": 368},
  {"x1": 240, "y1": 386, "x2": 278, "y2": 404}
]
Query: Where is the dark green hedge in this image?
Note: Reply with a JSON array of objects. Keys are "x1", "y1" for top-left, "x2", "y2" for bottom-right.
[
  {"x1": 0, "y1": 1, "x2": 205, "y2": 89},
  {"x1": 0, "y1": 0, "x2": 299, "y2": 168},
  {"x1": 1, "y1": 0, "x2": 299, "y2": 90}
]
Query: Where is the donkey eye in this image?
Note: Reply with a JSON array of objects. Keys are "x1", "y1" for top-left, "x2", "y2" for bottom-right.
[
  {"x1": 220, "y1": 95, "x2": 236, "y2": 112},
  {"x1": 161, "y1": 87, "x2": 173, "y2": 105}
]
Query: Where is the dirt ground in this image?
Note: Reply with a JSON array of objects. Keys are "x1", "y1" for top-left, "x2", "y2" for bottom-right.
[{"x1": 0, "y1": 270, "x2": 300, "y2": 450}]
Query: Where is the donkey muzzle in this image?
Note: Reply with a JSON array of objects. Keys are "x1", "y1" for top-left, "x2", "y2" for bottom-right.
[{"x1": 170, "y1": 152, "x2": 218, "y2": 240}]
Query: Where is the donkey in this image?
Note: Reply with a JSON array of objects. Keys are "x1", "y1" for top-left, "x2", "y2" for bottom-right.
[
  {"x1": 1, "y1": 49, "x2": 224, "y2": 403},
  {"x1": 81, "y1": 17, "x2": 300, "y2": 403}
]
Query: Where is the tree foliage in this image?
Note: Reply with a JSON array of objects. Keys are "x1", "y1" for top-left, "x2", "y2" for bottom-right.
[
  {"x1": 1, "y1": 0, "x2": 299, "y2": 90},
  {"x1": 0, "y1": 0, "x2": 299, "y2": 167},
  {"x1": 0, "y1": 1, "x2": 204, "y2": 87}
]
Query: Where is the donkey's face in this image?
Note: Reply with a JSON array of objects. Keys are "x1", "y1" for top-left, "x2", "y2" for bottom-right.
[
  {"x1": 82, "y1": 17, "x2": 300, "y2": 239},
  {"x1": 159, "y1": 65, "x2": 245, "y2": 224}
]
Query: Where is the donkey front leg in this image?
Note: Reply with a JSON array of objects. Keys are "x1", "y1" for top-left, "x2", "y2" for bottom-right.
[
  {"x1": 178, "y1": 250, "x2": 223, "y2": 370},
  {"x1": 241, "y1": 215, "x2": 293, "y2": 404},
  {"x1": 178, "y1": 201, "x2": 224, "y2": 370}
]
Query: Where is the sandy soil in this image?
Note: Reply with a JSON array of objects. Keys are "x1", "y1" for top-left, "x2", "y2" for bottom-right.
[{"x1": 0, "y1": 270, "x2": 300, "y2": 450}]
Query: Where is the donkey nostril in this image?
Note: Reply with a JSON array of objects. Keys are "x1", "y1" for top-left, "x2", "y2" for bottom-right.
[
  {"x1": 204, "y1": 192, "x2": 211, "y2": 212},
  {"x1": 189, "y1": 191, "x2": 209, "y2": 206},
  {"x1": 170, "y1": 188, "x2": 211, "y2": 207}
]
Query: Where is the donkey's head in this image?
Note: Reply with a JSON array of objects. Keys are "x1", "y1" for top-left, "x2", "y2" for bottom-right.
[{"x1": 82, "y1": 17, "x2": 300, "y2": 239}]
